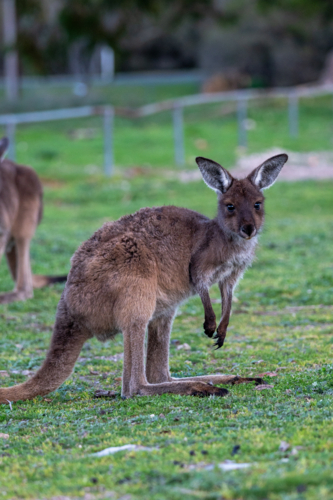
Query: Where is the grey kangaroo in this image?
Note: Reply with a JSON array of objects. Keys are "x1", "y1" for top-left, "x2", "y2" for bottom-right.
[
  {"x1": 0, "y1": 137, "x2": 66, "y2": 304},
  {"x1": 0, "y1": 153, "x2": 288, "y2": 403}
]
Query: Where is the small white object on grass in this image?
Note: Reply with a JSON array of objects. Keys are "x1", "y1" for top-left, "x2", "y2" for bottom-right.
[
  {"x1": 218, "y1": 460, "x2": 251, "y2": 471},
  {"x1": 92, "y1": 444, "x2": 157, "y2": 457},
  {"x1": 255, "y1": 384, "x2": 274, "y2": 391},
  {"x1": 279, "y1": 441, "x2": 290, "y2": 452},
  {"x1": 176, "y1": 343, "x2": 191, "y2": 351}
]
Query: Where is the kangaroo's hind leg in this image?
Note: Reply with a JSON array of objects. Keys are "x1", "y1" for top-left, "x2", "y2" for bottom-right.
[
  {"x1": 5, "y1": 238, "x2": 16, "y2": 281},
  {"x1": 0, "y1": 236, "x2": 33, "y2": 303},
  {"x1": 145, "y1": 310, "x2": 264, "y2": 387},
  {"x1": 0, "y1": 235, "x2": 7, "y2": 265},
  {"x1": 122, "y1": 309, "x2": 229, "y2": 397},
  {"x1": 15, "y1": 236, "x2": 33, "y2": 299},
  {"x1": 146, "y1": 311, "x2": 176, "y2": 384},
  {"x1": 0, "y1": 234, "x2": 20, "y2": 304},
  {"x1": 119, "y1": 281, "x2": 157, "y2": 398},
  {"x1": 171, "y1": 374, "x2": 264, "y2": 386},
  {"x1": 0, "y1": 186, "x2": 41, "y2": 304}
]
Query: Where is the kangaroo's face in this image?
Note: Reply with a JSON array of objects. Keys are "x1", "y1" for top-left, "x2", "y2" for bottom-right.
[
  {"x1": 196, "y1": 154, "x2": 288, "y2": 240},
  {"x1": 218, "y1": 178, "x2": 264, "y2": 239}
]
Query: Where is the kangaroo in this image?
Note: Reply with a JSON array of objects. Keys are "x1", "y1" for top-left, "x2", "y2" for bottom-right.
[
  {"x1": 0, "y1": 153, "x2": 288, "y2": 404},
  {"x1": 0, "y1": 137, "x2": 66, "y2": 304}
]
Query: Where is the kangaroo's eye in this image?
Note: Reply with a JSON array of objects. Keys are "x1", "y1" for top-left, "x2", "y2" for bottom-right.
[
  {"x1": 226, "y1": 204, "x2": 235, "y2": 212},
  {"x1": 254, "y1": 202, "x2": 261, "y2": 210}
]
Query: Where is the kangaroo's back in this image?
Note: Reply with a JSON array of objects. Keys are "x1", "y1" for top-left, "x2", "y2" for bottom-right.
[{"x1": 64, "y1": 205, "x2": 209, "y2": 334}]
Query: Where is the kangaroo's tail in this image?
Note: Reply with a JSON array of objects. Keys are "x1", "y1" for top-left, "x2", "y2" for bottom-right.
[
  {"x1": 32, "y1": 275, "x2": 67, "y2": 289},
  {"x1": 0, "y1": 297, "x2": 90, "y2": 404}
]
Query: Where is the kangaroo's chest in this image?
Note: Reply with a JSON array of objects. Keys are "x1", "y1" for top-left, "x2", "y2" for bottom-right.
[{"x1": 209, "y1": 244, "x2": 255, "y2": 286}]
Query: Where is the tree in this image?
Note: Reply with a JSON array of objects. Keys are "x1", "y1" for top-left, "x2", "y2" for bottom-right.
[
  {"x1": 2, "y1": 0, "x2": 19, "y2": 99},
  {"x1": 258, "y1": 0, "x2": 333, "y2": 22},
  {"x1": 58, "y1": 0, "x2": 229, "y2": 71}
]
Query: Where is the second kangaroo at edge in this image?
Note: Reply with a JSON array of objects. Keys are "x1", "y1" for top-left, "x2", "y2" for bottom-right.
[
  {"x1": 0, "y1": 153, "x2": 288, "y2": 403},
  {"x1": 0, "y1": 137, "x2": 67, "y2": 304}
]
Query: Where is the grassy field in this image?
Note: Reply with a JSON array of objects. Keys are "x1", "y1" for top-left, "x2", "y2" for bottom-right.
[
  {"x1": 0, "y1": 88, "x2": 333, "y2": 500},
  {"x1": 2, "y1": 90, "x2": 333, "y2": 178}
]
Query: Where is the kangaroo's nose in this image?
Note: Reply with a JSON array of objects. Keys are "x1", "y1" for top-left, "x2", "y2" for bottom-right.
[{"x1": 240, "y1": 224, "x2": 256, "y2": 239}]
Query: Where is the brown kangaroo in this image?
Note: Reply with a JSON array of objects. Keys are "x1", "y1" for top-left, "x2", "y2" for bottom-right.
[
  {"x1": 0, "y1": 153, "x2": 288, "y2": 403},
  {"x1": 0, "y1": 137, "x2": 66, "y2": 304}
]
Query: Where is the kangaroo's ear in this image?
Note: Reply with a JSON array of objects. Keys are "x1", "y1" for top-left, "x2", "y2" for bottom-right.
[
  {"x1": 196, "y1": 156, "x2": 233, "y2": 194},
  {"x1": 248, "y1": 154, "x2": 288, "y2": 190},
  {"x1": 0, "y1": 137, "x2": 9, "y2": 161}
]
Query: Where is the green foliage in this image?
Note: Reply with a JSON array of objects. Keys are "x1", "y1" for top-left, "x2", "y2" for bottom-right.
[
  {"x1": 258, "y1": 0, "x2": 333, "y2": 21},
  {"x1": 11, "y1": 0, "x2": 224, "y2": 74}
]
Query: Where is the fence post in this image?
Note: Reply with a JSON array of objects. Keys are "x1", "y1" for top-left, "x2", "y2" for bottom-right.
[
  {"x1": 6, "y1": 120, "x2": 16, "y2": 160},
  {"x1": 3, "y1": 0, "x2": 19, "y2": 101},
  {"x1": 237, "y1": 98, "x2": 247, "y2": 149},
  {"x1": 173, "y1": 103, "x2": 185, "y2": 166},
  {"x1": 288, "y1": 91, "x2": 299, "y2": 137},
  {"x1": 103, "y1": 105, "x2": 114, "y2": 176}
]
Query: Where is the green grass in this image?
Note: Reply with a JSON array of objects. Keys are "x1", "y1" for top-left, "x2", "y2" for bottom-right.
[{"x1": 0, "y1": 92, "x2": 333, "y2": 500}]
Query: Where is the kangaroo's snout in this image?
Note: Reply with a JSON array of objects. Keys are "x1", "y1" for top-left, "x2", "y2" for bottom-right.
[{"x1": 240, "y1": 224, "x2": 257, "y2": 239}]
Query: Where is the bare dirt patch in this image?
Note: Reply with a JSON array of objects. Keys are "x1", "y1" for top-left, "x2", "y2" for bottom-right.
[
  {"x1": 178, "y1": 149, "x2": 333, "y2": 183},
  {"x1": 232, "y1": 149, "x2": 333, "y2": 181}
]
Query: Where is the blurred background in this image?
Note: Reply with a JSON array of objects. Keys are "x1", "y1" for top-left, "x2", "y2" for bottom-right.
[
  {"x1": 1, "y1": 0, "x2": 333, "y2": 178},
  {"x1": 2, "y1": 0, "x2": 333, "y2": 89}
]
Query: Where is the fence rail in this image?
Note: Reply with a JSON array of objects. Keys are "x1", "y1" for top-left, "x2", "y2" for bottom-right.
[
  {"x1": 0, "y1": 69, "x2": 206, "y2": 89},
  {"x1": 1, "y1": 84, "x2": 333, "y2": 175}
]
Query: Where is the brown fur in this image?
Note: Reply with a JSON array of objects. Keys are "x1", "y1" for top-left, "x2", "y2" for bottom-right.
[
  {"x1": 0, "y1": 153, "x2": 288, "y2": 403},
  {"x1": 0, "y1": 137, "x2": 66, "y2": 304}
]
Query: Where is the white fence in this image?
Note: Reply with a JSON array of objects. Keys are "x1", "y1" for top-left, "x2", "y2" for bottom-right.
[{"x1": 1, "y1": 84, "x2": 332, "y2": 175}]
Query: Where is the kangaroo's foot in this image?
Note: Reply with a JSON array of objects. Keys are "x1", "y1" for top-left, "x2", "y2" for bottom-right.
[
  {"x1": 171, "y1": 374, "x2": 265, "y2": 386},
  {"x1": 125, "y1": 380, "x2": 229, "y2": 398},
  {"x1": 230, "y1": 376, "x2": 265, "y2": 386},
  {"x1": 189, "y1": 383, "x2": 228, "y2": 397},
  {"x1": 94, "y1": 389, "x2": 117, "y2": 398},
  {"x1": 0, "y1": 290, "x2": 33, "y2": 304}
]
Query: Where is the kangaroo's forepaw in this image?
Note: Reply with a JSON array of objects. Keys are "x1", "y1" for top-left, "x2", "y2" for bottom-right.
[
  {"x1": 203, "y1": 320, "x2": 216, "y2": 338},
  {"x1": 213, "y1": 333, "x2": 226, "y2": 349}
]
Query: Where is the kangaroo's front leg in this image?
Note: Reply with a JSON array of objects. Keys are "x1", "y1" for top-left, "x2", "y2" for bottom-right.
[
  {"x1": 190, "y1": 256, "x2": 217, "y2": 338},
  {"x1": 213, "y1": 280, "x2": 233, "y2": 349},
  {"x1": 197, "y1": 285, "x2": 217, "y2": 338}
]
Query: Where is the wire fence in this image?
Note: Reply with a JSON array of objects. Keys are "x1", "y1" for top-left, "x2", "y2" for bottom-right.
[{"x1": 1, "y1": 84, "x2": 332, "y2": 175}]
